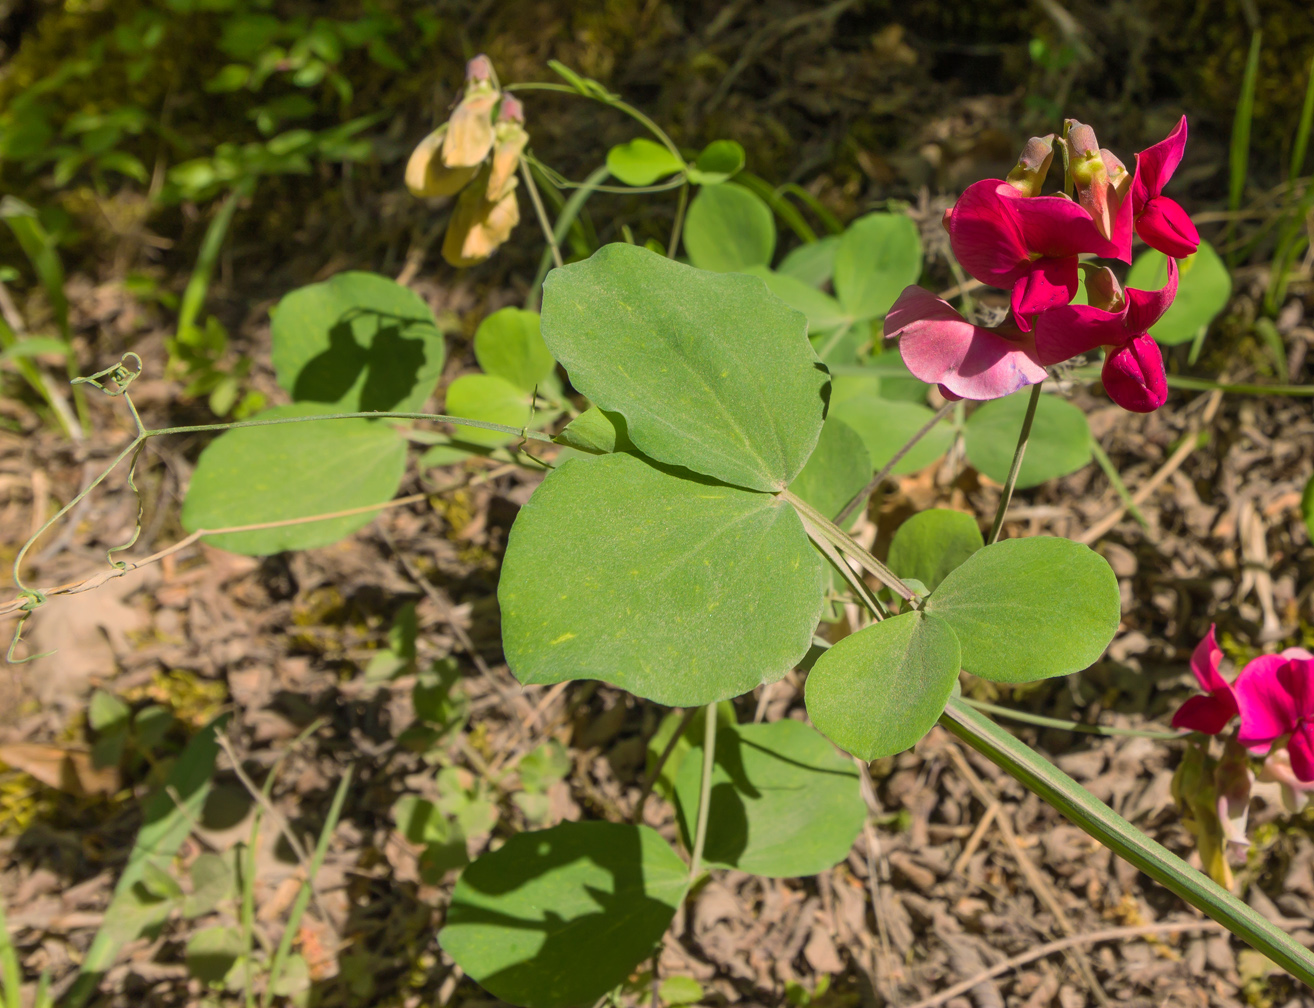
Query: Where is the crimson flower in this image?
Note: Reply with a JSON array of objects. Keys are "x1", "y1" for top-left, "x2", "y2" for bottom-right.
[
  {"x1": 1170, "y1": 626, "x2": 1238, "y2": 734},
  {"x1": 1031, "y1": 259, "x2": 1177, "y2": 412},
  {"x1": 1235, "y1": 653, "x2": 1314, "y2": 781},
  {"x1": 1132, "y1": 116, "x2": 1201, "y2": 259},
  {"x1": 945, "y1": 180, "x2": 1118, "y2": 330},
  {"x1": 887, "y1": 286, "x2": 1046, "y2": 401}
]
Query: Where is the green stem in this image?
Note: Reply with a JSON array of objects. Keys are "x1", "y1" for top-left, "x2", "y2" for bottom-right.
[
  {"x1": 986, "y1": 382, "x2": 1042, "y2": 545},
  {"x1": 520, "y1": 157, "x2": 563, "y2": 270},
  {"x1": 960, "y1": 697, "x2": 1181, "y2": 739},
  {"x1": 144, "y1": 411, "x2": 557, "y2": 442},
  {"x1": 667, "y1": 182, "x2": 689, "y2": 259},
  {"x1": 779, "y1": 488, "x2": 915, "y2": 602},
  {"x1": 834, "y1": 399, "x2": 955, "y2": 527},
  {"x1": 507, "y1": 81, "x2": 684, "y2": 164},
  {"x1": 526, "y1": 165, "x2": 611, "y2": 309},
  {"x1": 940, "y1": 697, "x2": 1314, "y2": 988},
  {"x1": 688, "y1": 705, "x2": 718, "y2": 882}
]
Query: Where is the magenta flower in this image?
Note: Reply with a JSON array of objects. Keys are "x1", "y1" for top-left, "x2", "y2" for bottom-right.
[
  {"x1": 1132, "y1": 116, "x2": 1201, "y2": 259},
  {"x1": 1235, "y1": 653, "x2": 1314, "y2": 781},
  {"x1": 945, "y1": 180, "x2": 1119, "y2": 329},
  {"x1": 1031, "y1": 259, "x2": 1177, "y2": 413},
  {"x1": 1171, "y1": 626, "x2": 1239, "y2": 734},
  {"x1": 887, "y1": 286, "x2": 1046, "y2": 401}
]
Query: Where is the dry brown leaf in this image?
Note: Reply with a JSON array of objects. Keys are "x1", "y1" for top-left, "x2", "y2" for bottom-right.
[{"x1": 0, "y1": 743, "x2": 119, "y2": 797}]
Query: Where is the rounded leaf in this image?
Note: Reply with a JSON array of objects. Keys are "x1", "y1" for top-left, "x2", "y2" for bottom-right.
[
  {"x1": 440, "y1": 821, "x2": 687, "y2": 1008},
  {"x1": 743, "y1": 266, "x2": 850, "y2": 332},
  {"x1": 473, "y1": 307, "x2": 555, "y2": 394},
  {"x1": 887, "y1": 509, "x2": 984, "y2": 592},
  {"x1": 269, "y1": 271, "x2": 446, "y2": 413},
  {"x1": 541, "y1": 244, "x2": 827, "y2": 491},
  {"x1": 686, "y1": 139, "x2": 745, "y2": 184},
  {"x1": 830, "y1": 376, "x2": 953, "y2": 475},
  {"x1": 833, "y1": 212, "x2": 923, "y2": 322},
  {"x1": 1126, "y1": 240, "x2": 1230, "y2": 346},
  {"x1": 778, "y1": 236, "x2": 839, "y2": 288},
  {"x1": 683, "y1": 182, "x2": 775, "y2": 273},
  {"x1": 673, "y1": 720, "x2": 865, "y2": 877},
  {"x1": 965, "y1": 391, "x2": 1091, "y2": 489},
  {"x1": 805, "y1": 610, "x2": 961, "y2": 760},
  {"x1": 606, "y1": 137, "x2": 685, "y2": 186},
  {"x1": 443, "y1": 373, "x2": 538, "y2": 448},
  {"x1": 499, "y1": 453, "x2": 825, "y2": 706},
  {"x1": 181, "y1": 404, "x2": 407, "y2": 556},
  {"x1": 787, "y1": 416, "x2": 871, "y2": 522},
  {"x1": 924, "y1": 536, "x2": 1120, "y2": 682}
]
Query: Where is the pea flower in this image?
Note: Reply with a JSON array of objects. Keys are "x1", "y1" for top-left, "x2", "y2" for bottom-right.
[
  {"x1": 1063, "y1": 120, "x2": 1133, "y2": 252},
  {"x1": 885, "y1": 286, "x2": 1046, "y2": 401},
  {"x1": 1031, "y1": 259, "x2": 1177, "y2": 412},
  {"x1": 1170, "y1": 625, "x2": 1238, "y2": 734},
  {"x1": 405, "y1": 55, "x2": 499, "y2": 198},
  {"x1": 1235, "y1": 651, "x2": 1314, "y2": 780},
  {"x1": 1131, "y1": 116, "x2": 1201, "y2": 259},
  {"x1": 944, "y1": 178, "x2": 1119, "y2": 329}
]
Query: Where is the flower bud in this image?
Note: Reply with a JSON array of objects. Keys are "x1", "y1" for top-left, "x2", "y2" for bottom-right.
[
  {"x1": 442, "y1": 56, "x2": 500, "y2": 169},
  {"x1": 442, "y1": 162, "x2": 521, "y2": 267},
  {"x1": 1065, "y1": 120, "x2": 1116, "y2": 240},
  {"x1": 1005, "y1": 134, "x2": 1055, "y2": 197},
  {"x1": 1214, "y1": 740, "x2": 1253, "y2": 856},
  {"x1": 485, "y1": 97, "x2": 529, "y2": 203},
  {"x1": 405, "y1": 125, "x2": 480, "y2": 197},
  {"x1": 1079, "y1": 264, "x2": 1125, "y2": 313}
]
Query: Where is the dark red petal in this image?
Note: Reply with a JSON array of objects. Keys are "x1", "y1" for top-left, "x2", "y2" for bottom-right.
[
  {"x1": 1031, "y1": 304, "x2": 1128, "y2": 366},
  {"x1": 1009, "y1": 257, "x2": 1078, "y2": 330},
  {"x1": 1171, "y1": 694, "x2": 1237, "y2": 735},
  {"x1": 946, "y1": 180, "x2": 1030, "y2": 288},
  {"x1": 1135, "y1": 196, "x2": 1201, "y2": 259},
  {"x1": 1125, "y1": 256, "x2": 1180, "y2": 333},
  {"x1": 1012, "y1": 192, "x2": 1120, "y2": 259},
  {"x1": 1101, "y1": 335, "x2": 1167, "y2": 412}
]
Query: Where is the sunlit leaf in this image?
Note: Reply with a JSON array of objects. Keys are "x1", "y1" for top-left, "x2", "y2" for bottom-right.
[
  {"x1": 779, "y1": 235, "x2": 839, "y2": 288},
  {"x1": 964, "y1": 391, "x2": 1091, "y2": 489},
  {"x1": 1126, "y1": 239, "x2": 1230, "y2": 346},
  {"x1": 474, "y1": 307, "x2": 555, "y2": 394},
  {"x1": 606, "y1": 138, "x2": 685, "y2": 186},
  {"x1": 833, "y1": 212, "x2": 922, "y2": 323},
  {"x1": 887, "y1": 509, "x2": 984, "y2": 592},
  {"x1": 683, "y1": 183, "x2": 775, "y2": 273},
  {"x1": 499, "y1": 453, "x2": 824, "y2": 706},
  {"x1": 830, "y1": 374, "x2": 953, "y2": 474},
  {"x1": 787, "y1": 416, "x2": 870, "y2": 521},
  {"x1": 686, "y1": 139, "x2": 745, "y2": 185}
]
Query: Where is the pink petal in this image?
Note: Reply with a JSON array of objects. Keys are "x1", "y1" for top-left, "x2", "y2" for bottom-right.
[
  {"x1": 1032, "y1": 303, "x2": 1129, "y2": 366},
  {"x1": 888, "y1": 285, "x2": 1046, "y2": 401},
  {"x1": 1191, "y1": 624, "x2": 1227, "y2": 692},
  {"x1": 1010, "y1": 257, "x2": 1079, "y2": 329},
  {"x1": 1101, "y1": 334, "x2": 1167, "y2": 412},
  {"x1": 1290, "y1": 721, "x2": 1314, "y2": 783},
  {"x1": 946, "y1": 180, "x2": 1030, "y2": 288},
  {"x1": 1133, "y1": 116, "x2": 1189, "y2": 204},
  {"x1": 1283, "y1": 658, "x2": 1314, "y2": 719},
  {"x1": 1011, "y1": 191, "x2": 1122, "y2": 259},
  {"x1": 1171, "y1": 694, "x2": 1238, "y2": 735},
  {"x1": 1125, "y1": 257, "x2": 1180, "y2": 334},
  {"x1": 1282, "y1": 647, "x2": 1314, "y2": 660},
  {"x1": 1236, "y1": 654, "x2": 1304, "y2": 747},
  {"x1": 1136, "y1": 197, "x2": 1200, "y2": 259}
]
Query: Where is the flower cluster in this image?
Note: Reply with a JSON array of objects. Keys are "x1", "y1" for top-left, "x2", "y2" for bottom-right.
[
  {"x1": 405, "y1": 55, "x2": 528, "y2": 267},
  {"x1": 1170, "y1": 627, "x2": 1314, "y2": 883},
  {"x1": 888, "y1": 118, "x2": 1200, "y2": 413}
]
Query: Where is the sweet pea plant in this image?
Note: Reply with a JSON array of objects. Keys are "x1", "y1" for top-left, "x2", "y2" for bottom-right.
[{"x1": 5, "y1": 54, "x2": 1314, "y2": 1006}]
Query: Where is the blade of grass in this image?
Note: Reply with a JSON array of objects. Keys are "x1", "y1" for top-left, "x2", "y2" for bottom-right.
[
  {"x1": 735, "y1": 172, "x2": 818, "y2": 244},
  {"x1": 1226, "y1": 29, "x2": 1262, "y2": 264},
  {"x1": 778, "y1": 183, "x2": 845, "y2": 236},
  {"x1": 941, "y1": 697, "x2": 1314, "y2": 987},
  {"x1": 1291, "y1": 53, "x2": 1314, "y2": 182},
  {"x1": 0, "y1": 198, "x2": 68, "y2": 343},
  {"x1": 261, "y1": 767, "x2": 352, "y2": 1008},
  {"x1": 0, "y1": 895, "x2": 21, "y2": 1008},
  {"x1": 1089, "y1": 440, "x2": 1149, "y2": 530},
  {"x1": 176, "y1": 176, "x2": 255, "y2": 347},
  {"x1": 64, "y1": 714, "x2": 227, "y2": 1008}
]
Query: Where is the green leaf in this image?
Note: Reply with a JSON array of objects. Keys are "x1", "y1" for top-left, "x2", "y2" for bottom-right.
[
  {"x1": 541, "y1": 244, "x2": 827, "y2": 491},
  {"x1": 552, "y1": 407, "x2": 634, "y2": 455},
  {"x1": 182, "y1": 852, "x2": 235, "y2": 918},
  {"x1": 1303, "y1": 474, "x2": 1314, "y2": 542},
  {"x1": 924, "y1": 536, "x2": 1120, "y2": 683},
  {"x1": 887, "y1": 509, "x2": 983, "y2": 592},
  {"x1": 660, "y1": 976, "x2": 705, "y2": 1005},
  {"x1": 743, "y1": 266, "x2": 849, "y2": 332},
  {"x1": 686, "y1": 139, "x2": 745, "y2": 185},
  {"x1": 606, "y1": 138, "x2": 685, "y2": 186},
  {"x1": 779, "y1": 236, "x2": 839, "y2": 288},
  {"x1": 1126, "y1": 240, "x2": 1231, "y2": 346},
  {"x1": 965, "y1": 391, "x2": 1091, "y2": 489},
  {"x1": 186, "y1": 925, "x2": 243, "y2": 985},
  {"x1": 89, "y1": 689, "x2": 130, "y2": 732},
  {"x1": 473, "y1": 307, "x2": 555, "y2": 394},
  {"x1": 682, "y1": 183, "x2": 776, "y2": 273},
  {"x1": 673, "y1": 720, "x2": 865, "y2": 877},
  {"x1": 833, "y1": 212, "x2": 922, "y2": 323},
  {"x1": 140, "y1": 860, "x2": 184, "y2": 901},
  {"x1": 440, "y1": 821, "x2": 687, "y2": 1008},
  {"x1": 443, "y1": 373, "x2": 538, "y2": 448},
  {"x1": 519, "y1": 740, "x2": 572, "y2": 792},
  {"x1": 269, "y1": 271, "x2": 446, "y2": 413},
  {"x1": 181, "y1": 404, "x2": 407, "y2": 555},
  {"x1": 644, "y1": 704, "x2": 735, "y2": 803},
  {"x1": 0, "y1": 337, "x2": 67, "y2": 362},
  {"x1": 787, "y1": 416, "x2": 870, "y2": 522},
  {"x1": 805, "y1": 611, "x2": 961, "y2": 761},
  {"x1": 830, "y1": 376, "x2": 953, "y2": 474},
  {"x1": 499, "y1": 453, "x2": 824, "y2": 706}
]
